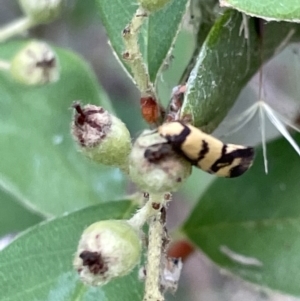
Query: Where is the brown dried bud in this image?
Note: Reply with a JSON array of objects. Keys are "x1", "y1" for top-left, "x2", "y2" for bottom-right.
[{"x1": 140, "y1": 96, "x2": 161, "y2": 124}]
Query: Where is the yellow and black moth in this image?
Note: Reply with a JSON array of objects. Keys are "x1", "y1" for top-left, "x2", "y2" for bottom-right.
[{"x1": 145, "y1": 121, "x2": 254, "y2": 178}]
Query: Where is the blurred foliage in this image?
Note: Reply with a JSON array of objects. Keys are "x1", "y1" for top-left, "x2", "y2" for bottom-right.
[
  {"x1": 0, "y1": 188, "x2": 43, "y2": 237},
  {"x1": 0, "y1": 201, "x2": 142, "y2": 301},
  {"x1": 0, "y1": 41, "x2": 125, "y2": 217}
]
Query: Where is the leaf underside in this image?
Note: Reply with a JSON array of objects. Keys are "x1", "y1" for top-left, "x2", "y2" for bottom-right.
[
  {"x1": 181, "y1": 10, "x2": 300, "y2": 133},
  {"x1": 221, "y1": 0, "x2": 300, "y2": 22}
]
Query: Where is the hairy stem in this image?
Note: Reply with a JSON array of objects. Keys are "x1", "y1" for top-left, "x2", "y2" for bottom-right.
[
  {"x1": 143, "y1": 193, "x2": 167, "y2": 301},
  {"x1": 128, "y1": 197, "x2": 157, "y2": 229},
  {"x1": 122, "y1": 7, "x2": 155, "y2": 97}
]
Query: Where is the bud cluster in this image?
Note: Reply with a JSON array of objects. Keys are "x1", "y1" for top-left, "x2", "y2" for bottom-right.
[{"x1": 71, "y1": 103, "x2": 189, "y2": 290}]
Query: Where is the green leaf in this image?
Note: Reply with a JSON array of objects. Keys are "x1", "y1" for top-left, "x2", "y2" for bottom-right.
[
  {"x1": 146, "y1": 0, "x2": 188, "y2": 82},
  {"x1": 0, "y1": 200, "x2": 142, "y2": 301},
  {"x1": 183, "y1": 135, "x2": 300, "y2": 296},
  {"x1": 0, "y1": 41, "x2": 125, "y2": 217},
  {"x1": 0, "y1": 188, "x2": 43, "y2": 237},
  {"x1": 96, "y1": 0, "x2": 188, "y2": 83},
  {"x1": 181, "y1": 10, "x2": 300, "y2": 133},
  {"x1": 220, "y1": 0, "x2": 300, "y2": 22},
  {"x1": 157, "y1": 29, "x2": 196, "y2": 107}
]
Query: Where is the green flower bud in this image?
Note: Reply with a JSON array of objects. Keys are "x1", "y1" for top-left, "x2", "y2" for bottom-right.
[
  {"x1": 129, "y1": 130, "x2": 191, "y2": 193},
  {"x1": 73, "y1": 220, "x2": 142, "y2": 286},
  {"x1": 10, "y1": 41, "x2": 59, "y2": 86},
  {"x1": 71, "y1": 102, "x2": 131, "y2": 171},
  {"x1": 137, "y1": 0, "x2": 171, "y2": 12},
  {"x1": 18, "y1": 0, "x2": 63, "y2": 24}
]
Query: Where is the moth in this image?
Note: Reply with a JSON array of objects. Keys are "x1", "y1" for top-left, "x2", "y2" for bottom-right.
[{"x1": 145, "y1": 121, "x2": 255, "y2": 178}]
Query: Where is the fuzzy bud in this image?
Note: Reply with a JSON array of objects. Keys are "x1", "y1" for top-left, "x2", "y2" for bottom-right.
[
  {"x1": 10, "y1": 41, "x2": 59, "y2": 86},
  {"x1": 73, "y1": 220, "x2": 142, "y2": 286},
  {"x1": 129, "y1": 130, "x2": 191, "y2": 193},
  {"x1": 71, "y1": 102, "x2": 131, "y2": 171},
  {"x1": 137, "y1": 0, "x2": 171, "y2": 12},
  {"x1": 18, "y1": 0, "x2": 63, "y2": 24}
]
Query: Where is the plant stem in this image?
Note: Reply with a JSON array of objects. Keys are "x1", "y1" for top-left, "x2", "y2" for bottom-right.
[
  {"x1": 0, "y1": 17, "x2": 35, "y2": 43},
  {"x1": 122, "y1": 7, "x2": 155, "y2": 97},
  {"x1": 143, "y1": 193, "x2": 166, "y2": 301},
  {"x1": 128, "y1": 197, "x2": 156, "y2": 229}
]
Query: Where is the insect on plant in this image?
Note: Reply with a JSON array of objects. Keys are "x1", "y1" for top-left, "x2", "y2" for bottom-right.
[{"x1": 1, "y1": 1, "x2": 300, "y2": 301}]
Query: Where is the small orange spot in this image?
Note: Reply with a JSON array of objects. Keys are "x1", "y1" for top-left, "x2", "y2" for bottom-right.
[
  {"x1": 167, "y1": 240, "x2": 195, "y2": 261},
  {"x1": 140, "y1": 96, "x2": 160, "y2": 124}
]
